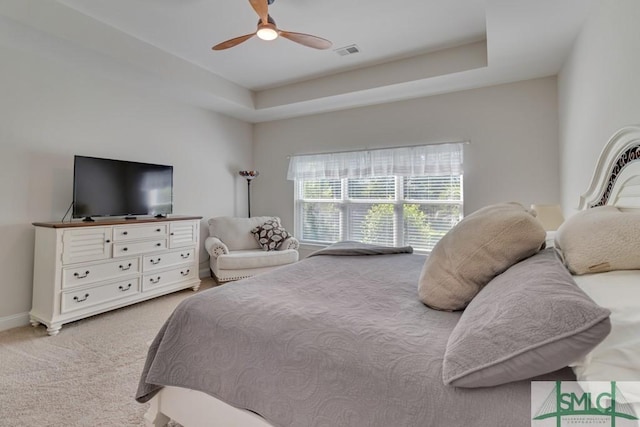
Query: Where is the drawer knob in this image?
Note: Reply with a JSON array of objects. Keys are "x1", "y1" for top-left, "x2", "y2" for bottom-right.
[
  {"x1": 156, "y1": 243, "x2": 162, "y2": 247},
  {"x1": 150, "y1": 258, "x2": 161, "y2": 265},
  {"x1": 180, "y1": 253, "x2": 190, "y2": 259},
  {"x1": 170, "y1": 232, "x2": 175, "y2": 236},
  {"x1": 122, "y1": 247, "x2": 128, "y2": 251},
  {"x1": 118, "y1": 284, "x2": 132, "y2": 292},
  {"x1": 73, "y1": 270, "x2": 90, "y2": 279},
  {"x1": 73, "y1": 293, "x2": 90, "y2": 303},
  {"x1": 180, "y1": 269, "x2": 190, "y2": 276},
  {"x1": 123, "y1": 231, "x2": 128, "y2": 235},
  {"x1": 105, "y1": 239, "x2": 111, "y2": 243},
  {"x1": 119, "y1": 263, "x2": 132, "y2": 271},
  {"x1": 150, "y1": 276, "x2": 161, "y2": 284},
  {"x1": 156, "y1": 228, "x2": 161, "y2": 232}
]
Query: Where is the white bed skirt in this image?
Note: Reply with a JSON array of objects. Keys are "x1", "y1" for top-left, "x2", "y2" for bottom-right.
[{"x1": 144, "y1": 386, "x2": 274, "y2": 427}]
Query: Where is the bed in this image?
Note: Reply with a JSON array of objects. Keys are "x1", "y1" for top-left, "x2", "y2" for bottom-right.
[{"x1": 137, "y1": 125, "x2": 640, "y2": 427}]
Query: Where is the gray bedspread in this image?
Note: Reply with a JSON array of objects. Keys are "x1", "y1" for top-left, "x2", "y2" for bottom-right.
[{"x1": 136, "y1": 244, "x2": 574, "y2": 427}]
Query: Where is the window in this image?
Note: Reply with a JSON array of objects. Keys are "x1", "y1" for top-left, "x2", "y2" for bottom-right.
[{"x1": 288, "y1": 143, "x2": 464, "y2": 252}]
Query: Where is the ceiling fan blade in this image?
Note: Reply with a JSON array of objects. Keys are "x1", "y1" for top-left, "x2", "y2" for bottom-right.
[
  {"x1": 249, "y1": 0, "x2": 269, "y2": 25},
  {"x1": 279, "y1": 30, "x2": 332, "y2": 50},
  {"x1": 212, "y1": 33, "x2": 256, "y2": 50}
]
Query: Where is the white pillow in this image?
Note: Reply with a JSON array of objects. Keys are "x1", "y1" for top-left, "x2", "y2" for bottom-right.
[
  {"x1": 571, "y1": 270, "x2": 640, "y2": 403},
  {"x1": 555, "y1": 206, "x2": 640, "y2": 274}
]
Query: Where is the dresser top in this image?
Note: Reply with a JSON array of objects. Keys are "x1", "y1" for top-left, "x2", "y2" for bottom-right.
[{"x1": 33, "y1": 215, "x2": 203, "y2": 228}]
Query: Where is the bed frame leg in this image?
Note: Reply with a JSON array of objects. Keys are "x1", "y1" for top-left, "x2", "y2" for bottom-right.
[{"x1": 144, "y1": 395, "x2": 170, "y2": 427}]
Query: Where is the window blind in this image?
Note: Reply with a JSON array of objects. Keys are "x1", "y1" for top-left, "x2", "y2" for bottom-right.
[{"x1": 290, "y1": 143, "x2": 464, "y2": 252}]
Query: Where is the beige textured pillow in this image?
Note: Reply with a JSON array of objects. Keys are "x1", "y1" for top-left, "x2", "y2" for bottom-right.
[
  {"x1": 418, "y1": 202, "x2": 546, "y2": 311},
  {"x1": 555, "y1": 206, "x2": 640, "y2": 274}
]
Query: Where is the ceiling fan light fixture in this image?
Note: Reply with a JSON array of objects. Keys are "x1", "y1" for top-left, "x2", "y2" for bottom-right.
[
  {"x1": 212, "y1": 0, "x2": 331, "y2": 50},
  {"x1": 257, "y1": 24, "x2": 278, "y2": 41}
]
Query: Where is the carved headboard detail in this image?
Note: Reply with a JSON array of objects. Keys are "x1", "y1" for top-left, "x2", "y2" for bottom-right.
[{"x1": 579, "y1": 125, "x2": 640, "y2": 210}]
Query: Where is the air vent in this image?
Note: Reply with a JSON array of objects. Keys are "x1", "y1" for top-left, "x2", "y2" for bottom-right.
[{"x1": 334, "y1": 44, "x2": 360, "y2": 56}]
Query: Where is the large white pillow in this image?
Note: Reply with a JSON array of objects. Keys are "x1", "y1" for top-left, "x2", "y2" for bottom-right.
[{"x1": 572, "y1": 271, "x2": 640, "y2": 402}]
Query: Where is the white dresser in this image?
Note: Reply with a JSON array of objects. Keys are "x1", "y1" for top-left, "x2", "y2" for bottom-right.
[{"x1": 30, "y1": 216, "x2": 202, "y2": 336}]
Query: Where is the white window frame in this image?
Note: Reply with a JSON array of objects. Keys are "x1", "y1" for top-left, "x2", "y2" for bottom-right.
[
  {"x1": 294, "y1": 174, "x2": 463, "y2": 252},
  {"x1": 288, "y1": 142, "x2": 465, "y2": 252}
]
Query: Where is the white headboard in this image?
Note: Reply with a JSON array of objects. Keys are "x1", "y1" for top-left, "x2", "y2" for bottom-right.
[{"x1": 579, "y1": 125, "x2": 640, "y2": 211}]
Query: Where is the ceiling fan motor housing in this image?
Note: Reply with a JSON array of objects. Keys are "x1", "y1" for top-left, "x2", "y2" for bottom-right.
[{"x1": 257, "y1": 15, "x2": 277, "y2": 26}]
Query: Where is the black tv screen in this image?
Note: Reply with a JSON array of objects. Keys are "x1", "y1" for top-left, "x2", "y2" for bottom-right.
[{"x1": 73, "y1": 156, "x2": 173, "y2": 219}]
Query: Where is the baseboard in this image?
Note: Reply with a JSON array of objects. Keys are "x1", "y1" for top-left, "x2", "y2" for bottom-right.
[
  {"x1": 199, "y1": 267, "x2": 211, "y2": 279},
  {"x1": 0, "y1": 312, "x2": 30, "y2": 332},
  {"x1": 1, "y1": 272, "x2": 211, "y2": 333}
]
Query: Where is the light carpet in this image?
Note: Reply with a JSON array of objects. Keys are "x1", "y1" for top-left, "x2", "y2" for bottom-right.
[{"x1": 0, "y1": 279, "x2": 214, "y2": 427}]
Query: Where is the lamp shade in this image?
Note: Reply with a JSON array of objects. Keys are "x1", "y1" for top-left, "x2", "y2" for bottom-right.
[
  {"x1": 531, "y1": 204, "x2": 564, "y2": 231},
  {"x1": 239, "y1": 170, "x2": 259, "y2": 180}
]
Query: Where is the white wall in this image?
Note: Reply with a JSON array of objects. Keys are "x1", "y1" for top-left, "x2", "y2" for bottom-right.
[
  {"x1": 253, "y1": 77, "x2": 560, "y2": 253},
  {"x1": 0, "y1": 45, "x2": 253, "y2": 329},
  {"x1": 558, "y1": 0, "x2": 640, "y2": 214}
]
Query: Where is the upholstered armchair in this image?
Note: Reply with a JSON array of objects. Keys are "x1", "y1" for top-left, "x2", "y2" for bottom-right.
[{"x1": 205, "y1": 216, "x2": 299, "y2": 283}]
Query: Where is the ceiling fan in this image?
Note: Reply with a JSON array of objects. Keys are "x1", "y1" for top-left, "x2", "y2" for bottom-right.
[{"x1": 212, "y1": 0, "x2": 332, "y2": 51}]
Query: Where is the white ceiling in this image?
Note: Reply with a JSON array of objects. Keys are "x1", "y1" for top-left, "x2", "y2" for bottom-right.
[{"x1": 0, "y1": 0, "x2": 597, "y2": 123}]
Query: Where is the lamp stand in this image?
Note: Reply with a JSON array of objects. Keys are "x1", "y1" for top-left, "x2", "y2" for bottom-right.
[
  {"x1": 246, "y1": 178, "x2": 252, "y2": 218},
  {"x1": 239, "y1": 170, "x2": 259, "y2": 218}
]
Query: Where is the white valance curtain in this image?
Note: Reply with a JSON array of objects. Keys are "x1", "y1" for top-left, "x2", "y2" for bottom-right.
[{"x1": 287, "y1": 142, "x2": 464, "y2": 180}]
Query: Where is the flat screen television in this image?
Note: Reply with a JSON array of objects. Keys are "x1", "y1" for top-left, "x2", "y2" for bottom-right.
[{"x1": 73, "y1": 155, "x2": 173, "y2": 221}]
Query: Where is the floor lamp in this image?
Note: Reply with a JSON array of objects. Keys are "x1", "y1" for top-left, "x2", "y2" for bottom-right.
[{"x1": 239, "y1": 170, "x2": 259, "y2": 217}]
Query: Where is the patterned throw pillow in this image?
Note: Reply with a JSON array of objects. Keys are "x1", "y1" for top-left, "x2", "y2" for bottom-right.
[{"x1": 251, "y1": 218, "x2": 291, "y2": 251}]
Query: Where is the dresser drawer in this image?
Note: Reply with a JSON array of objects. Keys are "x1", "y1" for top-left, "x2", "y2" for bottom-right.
[
  {"x1": 143, "y1": 265, "x2": 197, "y2": 291},
  {"x1": 62, "y1": 257, "x2": 140, "y2": 289},
  {"x1": 113, "y1": 224, "x2": 167, "y2": 241},
  {"x1": 143, "y1": 248, "x2": 195, "y2": 272},
  {"x1": 113, "y1": 239, "x2": 167, "y2": 257},
  {"x1": 60, "y1": 278, "x2": 141, "y2": 314}
]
